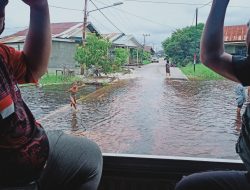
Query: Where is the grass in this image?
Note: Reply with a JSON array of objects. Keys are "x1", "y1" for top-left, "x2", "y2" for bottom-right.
[
  {"x1": 180, "y1": 63, "x2": 224, "y2": 80},
  {"x1": 39, "y1": 74, "x2": 81, "y2": 85}
]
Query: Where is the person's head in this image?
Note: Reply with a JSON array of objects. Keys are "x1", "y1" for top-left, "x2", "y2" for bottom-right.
[{"x1": 0, "y1": 0, "x2": 8, "y2": 35}]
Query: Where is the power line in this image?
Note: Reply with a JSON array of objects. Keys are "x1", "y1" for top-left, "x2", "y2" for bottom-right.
[
  {"x1": 6, "y1": 1, "x2": 249, "y2": 33},
  {"x1": 48, "y1": 2, "x2": 250, "y2": 11},
  {"x1": 123, "y1": 0, "x2": 211, "y2": 6},
  {"x1": 94, "y1": 0, "x2": 138, "y2": 32},
  {"x1": 229, "y1": 5, "x2": 250, "y2": 9},
  {"x1": 49, "y1": 4, "x2": 83, "y2": 12},
  {"x1": 89, "y1": 14, "x2": 115, "y2": 32},
  {"x1": 48, "y1": 2, "x2": 250, "y2": 32},
  {"x1": 198, "y1": 1, "x2": 211, "y2": 9},
  {"x1": 89, "y1": 0, "x2": 124, "y2": 33},
  {"x1": 95, "y1": 0, "x2": 176, "y2": 30},
  {"x1": 191, "y1": 1, "x2": 211, "y2": 27}
]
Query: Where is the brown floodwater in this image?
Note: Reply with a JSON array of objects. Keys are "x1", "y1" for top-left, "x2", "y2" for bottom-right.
[{"x1": 21, "y1": 63, "x2": 243, "y2": 160}]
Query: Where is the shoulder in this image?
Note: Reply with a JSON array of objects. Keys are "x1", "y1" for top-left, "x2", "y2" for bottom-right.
[
  {"x1": 0, "y1": 43, "x2": 23, "y2": 65},
  {"x1": 232, "y1": 55, "x2": 250, "y2": 86}
]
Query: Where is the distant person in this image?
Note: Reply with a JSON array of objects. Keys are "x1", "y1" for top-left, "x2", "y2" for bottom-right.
[
  {"x1": 164, "y1": 58, "x2": 171, "y2": 78},
  {"x1": 68, "y1": 82, "x2": 79, "y2": 110},
  {"x1": 175, "y1": 0, "x2": 250, "y2": 190},
  {"x1": 235, "y1": 83, "x2": 246, "y2": 115}
]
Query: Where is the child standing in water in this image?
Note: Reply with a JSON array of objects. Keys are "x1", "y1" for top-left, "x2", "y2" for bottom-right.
[{"x1": 68, "y1": 82, "x2": 79, "y2": 110}]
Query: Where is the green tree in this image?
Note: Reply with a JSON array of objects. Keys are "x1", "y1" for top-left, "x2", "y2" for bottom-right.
[
  {"x1": 143, "y1": 51, "x2": 151, "y2": 64},
  {"x1": 74, "y1": 34, "x2": 111, "y2": 74},
  {"x1": 113, "y1": 48, "x2": 129, "y2": 71},
  {"x1": 130, "y1": 49, "x2": 150, "y2": 64},
  {"x1": 162, "y1": 23, "x2": 204, "y2": 67}
]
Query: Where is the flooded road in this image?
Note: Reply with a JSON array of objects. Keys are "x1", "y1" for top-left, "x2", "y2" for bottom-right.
[
  {"x1": 21, "y1": 84, "x2": 98, "y2": 119},
  {"x1": 22, "y1": 63, "x2": 242, "y2": 160}
]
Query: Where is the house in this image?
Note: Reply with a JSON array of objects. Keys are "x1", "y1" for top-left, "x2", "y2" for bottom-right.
[
  {"x1": 224, "y1": 24, "x2": 247, "y2": 56},
  {"x1": 103, "y1": 33, "x2": 143, "y2": 65},
  {"x1": 144, "y1": 45, "x2": 155, "y2": 55},
  {"x1": 0, "y1": 22, "x2": 100, "y2": 74}
]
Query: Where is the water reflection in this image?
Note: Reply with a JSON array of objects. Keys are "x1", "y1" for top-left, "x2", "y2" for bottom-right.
[
  {"x1": 71, "y1": 110, "x2": 78, "y2": 131},
  {"x1": 21, "y1": 84, "x2": 97, "y2": 119},
  {"x1": 21, "y1": 64, "x2": 243, "y2": 160}
]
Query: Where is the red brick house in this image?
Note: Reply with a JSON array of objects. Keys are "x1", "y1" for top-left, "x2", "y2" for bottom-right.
[{"x1": 224, "y1": 25, "x2": 247, "y2": 56}]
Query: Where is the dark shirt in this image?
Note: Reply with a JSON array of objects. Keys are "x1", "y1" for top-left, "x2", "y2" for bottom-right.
[
  {"x1": 0, "y1": 43, "x2": 49, "y2": 185},
  {"x1": 232, "y1": 55, "x2": 250, "y2": 86}
]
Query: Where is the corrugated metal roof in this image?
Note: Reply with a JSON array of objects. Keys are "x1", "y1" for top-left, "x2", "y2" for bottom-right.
[
  {"x1": 0, "y1": 22, "x2": 100, "y2": 42},
  {"x1": 102, "y1": 33, "x2": 124, "y2": 42},
  {"x1": 0, "y1": 36, "x2": 75, "y2": 44},
  {"x1": 113, "y1": 35, "x2": 142, "y2": 48},
  {"x1": 10, "y1": 22, "x2": 83, "y2": 37},
  {"x1": 224, "y1": 25, "x2": 247, "y2": 42},
  {"x1": 0, "y1": 36, "x2": 25, "y2": 43}
]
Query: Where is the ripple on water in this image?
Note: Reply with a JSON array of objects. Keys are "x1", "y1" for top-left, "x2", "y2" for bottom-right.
[{"x1": 21, "y1": 75, "x2": 241, "y2": 159}]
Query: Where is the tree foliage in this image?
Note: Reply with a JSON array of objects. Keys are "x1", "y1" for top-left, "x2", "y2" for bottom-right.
[
  {"x1": 114, "y1": 48, "x2": 129, "y2": 67},
  {"x1": 74, "y1": 34, "x2": 132, "y2": 74},
  {"x1": 162, "y1": 23, "x2": 204, "y2": 67},
  {"x1": 143, "y1": 51, "x2": 151, "y2": 64},
  {"x1": 74, "y1": 34, "x2": 111, "y2": 74}
]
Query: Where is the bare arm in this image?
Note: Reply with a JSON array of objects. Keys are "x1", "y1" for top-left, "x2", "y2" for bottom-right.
[
  {"x1": 200, "y1": 0, "x2": 240, "y2": 82},
  {"x1": 22, "y1": 0, "x2": 51, "y2": 81}
]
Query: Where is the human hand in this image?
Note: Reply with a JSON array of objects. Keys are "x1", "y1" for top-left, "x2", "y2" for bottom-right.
[
  {"x1": 21, "y1": 0, "x2": 48, "y2": 9},
  {"x1": 0, "y1": 0, "x2": 8, "y2": 8}
]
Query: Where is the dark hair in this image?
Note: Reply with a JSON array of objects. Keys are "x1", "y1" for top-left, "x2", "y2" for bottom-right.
[{"x1": 0, "y1": 21, "x2": 5, "y2": 35}]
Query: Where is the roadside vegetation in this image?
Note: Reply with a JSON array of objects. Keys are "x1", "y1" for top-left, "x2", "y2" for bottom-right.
[
  {"x1": 162, "y1": 23, "x2": 204, "y2": 67},
  {"x1": 38, "y1": 34, "x2": 152, "y2": 86},
  {"x1": 180, "y1": 63, "x2": 224, "y2": 80},
  {"x1": 162, "y1": 23, "x2": 225, "y2": 80},
  {"x1": 74, "y1": 34, "x2": 151, "y2": 76},
  {"x1": 39, "y1": 74, "x2": 81, "y2": 86}
]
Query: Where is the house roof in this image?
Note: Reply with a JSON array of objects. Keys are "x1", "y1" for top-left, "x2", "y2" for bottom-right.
[
  {"x1": 102, "y1": 33, "x2": 142, "y2": 48},
  {"x1": 0, "y1": 22, "x2": 100, "y2": 43},
  {"x1": 144, "y1": 45, "x2": 155, "y2": 53},
  {"x1": 112, "y1": 34, "x2": 143, "y2": 48},
  {"x1": 102, "y1": 33, "x2": 124, "y2": 42},
  {"x1": 0, "y1": 36, "x2": 76, "y2": 44},
  {"x1": 224, "y1": 25, "x2": 247, "y2": 42},
  {"x1": 0, "y1": 36, "x2": 26, "y2": 43}
]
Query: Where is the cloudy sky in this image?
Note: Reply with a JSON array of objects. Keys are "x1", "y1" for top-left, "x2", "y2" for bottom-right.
[{"x1": 3, "y1": 0, "x2": 250, "y2": 51}]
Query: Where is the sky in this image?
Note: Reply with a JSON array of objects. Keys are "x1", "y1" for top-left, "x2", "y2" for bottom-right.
[{"x1": 3, "y1": 0, "x2": 250, "y2": 51}]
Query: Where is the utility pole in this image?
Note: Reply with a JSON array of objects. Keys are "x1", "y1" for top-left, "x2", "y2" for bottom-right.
[
  {"x1": 143, "y1": 34, "x2": 150, "y2": 47},
  {"x1": 82, "y1": 0, "x2": 88, "y2": 46},
  {"x1": 82, "y1": 1, "x2": 123, "y2": 46},
  {"x1": 142, "y1": 34, "x2": 150, "y2": 64},
  {"x1": 194, "y1": 8, "x2": 198, "y2": 73}
]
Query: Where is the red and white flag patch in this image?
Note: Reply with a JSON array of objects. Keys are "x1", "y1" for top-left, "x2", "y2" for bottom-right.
[{"x1": 0, "y1": 94, "x2": 14, "y2": 119}]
